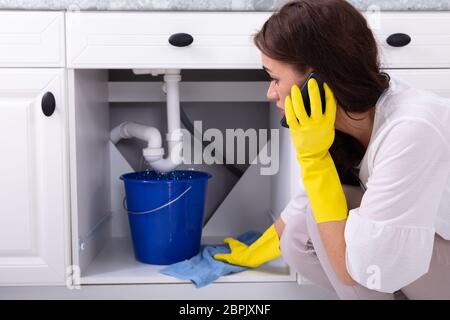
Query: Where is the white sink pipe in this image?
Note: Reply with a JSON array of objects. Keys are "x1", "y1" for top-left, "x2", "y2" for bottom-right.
[{"x1": 110, "y1": 69, "x2": 183, "y2": 172}]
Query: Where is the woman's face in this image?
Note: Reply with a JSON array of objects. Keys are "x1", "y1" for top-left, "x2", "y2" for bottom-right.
[
  {"x1": 261, "y1": 53, "x2": 312, "y2": 112},
  {"x1": 260, "y1": 55, "x2": 374, "y2": 149}
]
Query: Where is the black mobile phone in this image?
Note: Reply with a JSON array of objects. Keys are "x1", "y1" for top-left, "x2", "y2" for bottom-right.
[{"x1": 280, "y1": 73, "x2": 327, "y2": 128}]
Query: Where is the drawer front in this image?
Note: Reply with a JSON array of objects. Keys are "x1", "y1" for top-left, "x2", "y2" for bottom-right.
[
  {"x1": 66, "y1": 12, "x2": 450, "y2": 69},
  {"x1": 0, "y1": 12, "x2": 65, "y2": 67},
  {"x1": 368, "y1": 12, "x2": 450, "y2": 68},
  {"x1": 66, "y1": 12, "x2": 271, "y2": 69}
]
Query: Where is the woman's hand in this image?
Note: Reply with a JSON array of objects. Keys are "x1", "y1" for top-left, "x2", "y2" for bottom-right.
[
  {"x1": 284, "y1": 78, "x2": 337, "y2": 161},
  {"x1": 213, "y1": 224, "x2": 281, "y2": 268}
]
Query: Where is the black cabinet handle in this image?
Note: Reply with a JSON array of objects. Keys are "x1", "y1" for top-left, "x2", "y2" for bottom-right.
[
  {"x1": 41, "y1": 92, "x2": 56, "y2": 117},
  {"x1": 168, "y1": 33, "x2": 194, "y2": 47},
  {"x1": 386, "y1": 33, "x2": 411, "y2": 47}
]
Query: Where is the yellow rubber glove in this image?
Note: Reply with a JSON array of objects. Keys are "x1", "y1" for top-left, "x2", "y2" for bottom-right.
[
  {"x1": 284, "y1": 78, "x2": 348, "y2": 223},
  {"x1": 213, "y1": 224, "x2": 281, "y2": 268}
]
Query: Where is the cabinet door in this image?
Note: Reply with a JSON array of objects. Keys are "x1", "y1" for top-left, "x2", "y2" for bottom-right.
[{"x1": 0, "y1": 69, "x2": 69, "y2": 285}]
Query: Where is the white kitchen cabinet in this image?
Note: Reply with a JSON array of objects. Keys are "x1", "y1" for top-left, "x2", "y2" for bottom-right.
[
  {"x1": 67, "y1": 68, "x2": 299, "y2": 288},
  {"x1": 0, "y1": 69, "x2": 70, "y2": 285}
]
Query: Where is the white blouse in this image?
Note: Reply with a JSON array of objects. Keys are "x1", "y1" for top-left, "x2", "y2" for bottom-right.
[{"x1": 280, "y1": 75, "x2": 450, "y2": 293}]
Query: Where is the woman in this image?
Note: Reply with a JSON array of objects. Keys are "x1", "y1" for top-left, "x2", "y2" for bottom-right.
[{"x1": 214, "y1": 0, "x2": 450, "y2": 299}]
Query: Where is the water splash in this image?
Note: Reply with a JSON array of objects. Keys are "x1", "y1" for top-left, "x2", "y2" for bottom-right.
[{"x1": 137, "y1": 170, "x2": 197, "y2": 182}]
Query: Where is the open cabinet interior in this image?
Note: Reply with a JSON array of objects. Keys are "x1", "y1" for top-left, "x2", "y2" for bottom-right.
[{"x1": 68, "y1": 69, "x2": 300, "y2": 285}]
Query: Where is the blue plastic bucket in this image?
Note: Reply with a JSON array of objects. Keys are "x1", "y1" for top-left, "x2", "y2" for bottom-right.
[{"x1": 120, "y1": 170, "x2": 212, "y2": 265}]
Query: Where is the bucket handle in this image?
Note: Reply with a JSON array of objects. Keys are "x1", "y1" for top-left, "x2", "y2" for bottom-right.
[{"x1": 123, "y1": 185, "x2": 192, "y2": 215}]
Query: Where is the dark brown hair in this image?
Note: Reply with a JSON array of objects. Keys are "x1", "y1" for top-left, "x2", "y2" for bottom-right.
[{"x1": 254, "y1": 0, "x2": 390, "y2": 185}]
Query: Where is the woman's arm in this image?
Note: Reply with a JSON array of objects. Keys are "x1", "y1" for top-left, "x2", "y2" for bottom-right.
[
  {"x1": 284, "y1": 80, "x2": 356, "y2": 286},
  {"x1": 274, "y1": 216, "x2": 285, "y2": 238},
  {"x1": 317, "y1": 221, "x2": 356, "y2": 285}
]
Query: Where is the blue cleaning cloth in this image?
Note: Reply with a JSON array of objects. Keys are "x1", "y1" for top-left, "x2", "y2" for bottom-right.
[{"x1": 160, "y1": 231, "x2": 262, "y2": 288}]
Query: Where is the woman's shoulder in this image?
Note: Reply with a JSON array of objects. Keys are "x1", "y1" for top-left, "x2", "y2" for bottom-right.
[{"x1": 374, "y1": 75, "x2": 450, "y2": 144}]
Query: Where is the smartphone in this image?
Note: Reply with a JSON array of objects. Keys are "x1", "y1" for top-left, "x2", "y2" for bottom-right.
[{"x1": 280, "y1": 73, "x2": 327, "y2": 128}]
